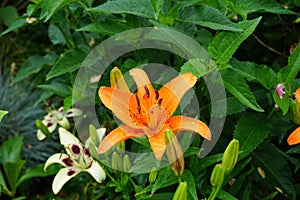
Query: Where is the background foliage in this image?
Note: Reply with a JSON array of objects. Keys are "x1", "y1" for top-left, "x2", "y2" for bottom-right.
[{"x1": 0, "y1": 0, "x2": 300, "y2": 199}]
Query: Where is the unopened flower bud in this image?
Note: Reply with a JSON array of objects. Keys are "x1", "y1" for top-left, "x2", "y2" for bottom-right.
[
  {"x1": 149, "y1": 167, "x2": 158, "y2": 184},
  {"x1": 290, "y1": 100, "x2": 300, "y2": 125},
  {"x1": 88, "y1": 142, "x2": 99, "y2": 159},
  {"x1": 116, "y1": 140, "x2": 125, "y2": 154},
  {"x1": 110, "y1": 67, "x2": 129, "y2": 92},
  {"x1": 173, "y1": 181, "x2": 187, "y2": 200},
  {"x1": 36, "y1": 120, "x2": 51, "y2": 138},
  {"x1": 123, "y1": 154, "x2": 131, "y2": 172},
  {"x1": 222, "y1": 139, "x2": 239, "y2": 175},
  {"x1": 210, "y1": 164, "x2": 225, "y2": 188},
  {"x1": 89, "y1": 124, "x2": 100, "y2": 146},
  {"x1": 112, "y1": 152, "x2": 122, "y2": 171},
  {"x1": 165, "y1": 129, "x2": 185, "y2": 176}
]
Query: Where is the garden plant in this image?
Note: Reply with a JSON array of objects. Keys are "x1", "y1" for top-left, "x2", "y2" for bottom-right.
[{"x1": 1, "y1": 0, "x2": 300, "y2": 199}]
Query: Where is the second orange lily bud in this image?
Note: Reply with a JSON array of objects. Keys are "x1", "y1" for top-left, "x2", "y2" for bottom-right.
[
  {"x1": 110, "y1": 67, "x2": 129, "y2": 92},
  {"x1": 165, "y1": 129, "x2": 185, "y2": 176}
]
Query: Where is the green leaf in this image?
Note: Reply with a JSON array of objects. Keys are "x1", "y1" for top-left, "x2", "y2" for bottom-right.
[
  {"x1": 182, "y1": 170, "x2": 197, "y2": 200},
  {"x1": 3, "y1": 160, "x2": 26, "y2": 195},
  {"x1": 0, "y1": 136, "x2": 23, "y2": 163},
  {"x1": 150, "y1": 0, "x2": 164, "y2": 20},
  {"x1": 180, "y1": 58, "x2": 216, "y2": 78},
  {"x1": 212, "y1": 96, "x2": 246, "y2": 117},
  {"x1": 208, "y1": 17, "x2": 261, "y2": 64},
  {"x1": 0, "y1": 170, "x2": 11, "y2": 196},
  {"x1": 46, "y1": 48, "x2": 87, "y2": 80},
  {"x1": 38, "y1": 82, "x2": 72, "y2": 97},
  {"x1": 0, "y1": 6, "x2": 19, "y2": 26},
  {"x1": 273, "y1": 90, "x2": 290, "y2": 115},
  {"x1": 197, "y1": 154, "x2": 223, "y2": 172},
  {"x1": 12, "y1": 53, "x2": 57, "y2": 84},
  {"x1": 149, "y1": 193, "x2": 174, "y2": 200},
  {"x1": 90, "y1": 0, "x2": 154, "y2": 18},
  {"x1": 0, "y1": 110, "x2": 8, "y2": 122},
  {"x1": 221, "y1": 69, "x2": 264, "y2": 112},
  {"x1": 1, "y1": 18, "x2": 27, "y2": 36},
  {"x1": 217, "y1": 189, "x2": 238, "y2": 200},
  {"x1": 40, "y1": 0, "x2": 79, "y2": 22},
  {"x1": 230, "y1": 60, "x2": 276, "y2": 89},
  {"x1": 278, "y1": 44, "x2": 300, "y2": 86},
  {"x1": 17, "y1": 164, "x2": 60, "y2": 187},
  {"x1": 77, "y1": 22, "x2": 133, "y2": 36},
  {"x1": 253, "y1": 142, "x2": 296, "y2": 200},
  {"x1": 233, "y1": 113, "x2": 271, "y2": 159},
  {"x1": 151, "y1": 167, "x2": 178, "y2": 195},
  {"x1": 230, "y1": 0, "x2": 296, "y2": 19},
  {"x1": 48, "y1": 24, "x2": 66, "y2": 45},
  {"x1": 180, "y1": 6, "x2": 242, "y2": 31}
]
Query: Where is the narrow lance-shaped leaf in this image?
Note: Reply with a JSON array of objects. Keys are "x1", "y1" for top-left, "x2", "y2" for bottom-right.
[
  {"x1": 208, "y1": 17, "x2": 261, "y2": 64},
  {"x1": 180, "y1": 6, "x2": 242, "y2": 32},
  {"x1": 278, "y1": 44, "x2": 300, "y2": 86},
  {"x1": 229, "y1": 60, "x2": 276, "y2": 89},
  {"x1": 89, "y1": 0, "x2": 155, "y2": 19},
  {"x1": 221, "y1": 69, "x2": 264, "y2": 112}
]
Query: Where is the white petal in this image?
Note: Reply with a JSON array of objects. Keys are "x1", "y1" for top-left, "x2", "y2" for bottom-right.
[
  {"x1": 37, "y1": 130, "x2": 46, "y2": 141},
  {"x1": 65, "y1": 108, "x2": 83, "y2": 117},
  {"x1": 57, "y1": 117, "x2": 70, "y2": 129},
  {"x1": 96, "y1": 128, "x2": 106, "y2": 141},
  {"x1": 52, "y1": 168, "x2": 81, "y2": 194},
  {"x1": 86, "y1": 161, "x2": 106, "y2": 183},
  {"x1": 59, "y1": 127, "x2": 81, "y2": 147},
  {"x1": 44, "y1": 153, "x2": 69, "y2": 171}
]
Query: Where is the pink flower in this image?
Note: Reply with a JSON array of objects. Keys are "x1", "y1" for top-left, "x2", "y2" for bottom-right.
[{"x1": 276, "y1": 83, "x2": 285, "y2": 98}]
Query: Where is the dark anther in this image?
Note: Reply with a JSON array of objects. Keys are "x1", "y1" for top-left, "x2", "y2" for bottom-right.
[
  {"x1": 71, "y1": 144, "x2": 81, "y2": 154},
  {"x1": 67, "y1": 169, "x2": 76, "y2": 176},
  {"x1": 62, "y1": 158, "x2": 73, "y2": 167}
]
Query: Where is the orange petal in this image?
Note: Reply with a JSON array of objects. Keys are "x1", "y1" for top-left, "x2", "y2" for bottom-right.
[
  {"x1": 166, "y1": 115, "x2": 211, "y2": 140},
  {"x1": 130, "y1": 68, "x2": 156, "y2": 111},
  {"x1": 296, "y1": 88, "x2": 300, "y2": 104},
  {"x1": 287, "y1": 127, "x2": 300, "y2": 145},
  {"x1": 148, "y1": 124, "x2": 170, "y2": 160},
  {"x1": 98, "y1": 126, "x2": 145, "y2": 153},
  {"x1": 98, "y1": 87, "x2": 139, "y2": 127},
  {"x1": 158, "y1": 73, "x2": 197, "y2": 117}
]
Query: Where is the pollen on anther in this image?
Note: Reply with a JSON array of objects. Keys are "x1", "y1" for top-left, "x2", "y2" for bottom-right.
[
  {"x1": 71, "y1": 144, "x2": 81, "y2": 154},
  {"x1": 62, "y1": 158, "x2": 73, "y2": 166}
]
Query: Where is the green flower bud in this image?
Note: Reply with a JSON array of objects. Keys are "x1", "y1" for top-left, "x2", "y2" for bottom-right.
[
  {"x1": 123, "y1": 154, "x2": 131, "y2": 172},
  {"x1": 173, "y1": 181, "x2": 187, "y2": 200},
  {"x1": 165, "y1": 129, "x2": 185, "y2": 176},
  {"x1": 88, "y1": 142, "x2": 99, "y2": 159},
  {"x1": 36, "y1": 120, "x2": 51, "y2": 138},
  {"x1": 210, "y1": 164, "x2": 225, "y2": 188},
  {"x1": 112, "y1": 152, "x2": 122, "y2": 171},
  {"x1": 290, "y1": 100, "x2": 300, "y2": 125},
  {"x1": 89, "y1": 124, "x2": 100, "y2": 146},
  {"x1": 148, "y1": 167, "x2": 158, "y2": 184},
  {"x1": 222, "y1": 139, "x2": 239, "y2": 175},
  {"x1": 110, "y1": 67, "x2": 129, "y2": 92},
  {"x1": 116, "y1": 140, "x2": 126, "y2": 154}
]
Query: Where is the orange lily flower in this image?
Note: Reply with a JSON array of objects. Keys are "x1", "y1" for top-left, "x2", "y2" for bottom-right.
[
  {"x1": 287, "y1": 88, "x2": 300, "y2": 145},
  {"x1": 98, "y1": 68, "x2": 211, "y2": 160}
]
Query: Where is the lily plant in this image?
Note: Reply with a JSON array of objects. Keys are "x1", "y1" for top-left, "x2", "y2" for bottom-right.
[
  {"x1": 98, "y1": 68, "x2": 211, "y2": 160},
  {"x1": 44, "y1": 127, "x2": 106, "y2": 194},
  {"x1": 37, "y1": 107, "x2": 82, "y2": 140}
]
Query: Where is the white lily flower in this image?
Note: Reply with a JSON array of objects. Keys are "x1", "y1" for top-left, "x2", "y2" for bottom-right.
[
  {"x1": 37, "y1": 107, "x2": 82, "y2": 140},
  {"x1": 44, "y1": 128, "x2": 106, "y2": 194}
]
